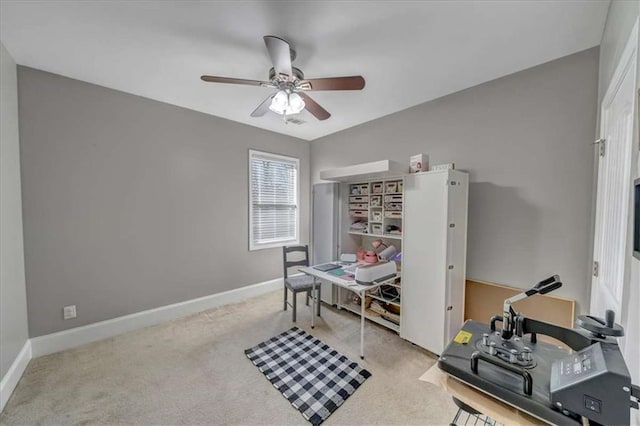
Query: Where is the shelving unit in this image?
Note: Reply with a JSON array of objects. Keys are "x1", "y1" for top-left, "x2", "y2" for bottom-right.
[
  {"x1": 339, "y1": 302, "x2": 400, "y2": 332},
  {"x1": 368, "y1": 292, "x2": 400, "y2": 307},
  {"x1": 348, "y1": 179, "x2": 404, "y2": 237},
  {"x1": 342, "y1": 179, "x2": 405, "y2": 335}
]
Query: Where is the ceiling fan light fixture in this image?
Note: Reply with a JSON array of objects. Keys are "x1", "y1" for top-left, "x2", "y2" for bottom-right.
[
  {"x1": 269, "y1": 90, "x2": 288, "y2": 113},
  {"x1": 288, "y1": 92, "x2": 305, "y2": 114},
  {"x1": 269, "y1": 90, "x2": 305, "y2": 115}
]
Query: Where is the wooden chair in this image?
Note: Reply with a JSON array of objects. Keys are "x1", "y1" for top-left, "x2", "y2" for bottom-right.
[{"x1": 283, "y1": 245, "x2": 321, "y2": 322}]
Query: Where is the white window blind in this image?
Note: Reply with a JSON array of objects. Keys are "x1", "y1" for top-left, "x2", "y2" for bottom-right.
[{"x1": 249, "y1": 150, "x2": 299, "y2": 250}]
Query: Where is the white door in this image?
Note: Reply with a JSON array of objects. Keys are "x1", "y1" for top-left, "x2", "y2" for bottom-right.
[
  {"x1": 312, "y1": 183, "x2": 339, "y2": 304},
  {"x1": 400, "y1": 172, "x2": 448, "y2": 354},
  {"x1": 590, "y1": 22, "x2": 637, "y2": 319}
]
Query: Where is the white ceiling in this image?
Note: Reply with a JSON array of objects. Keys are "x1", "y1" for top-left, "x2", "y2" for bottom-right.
[{"x1": 0, "y1": 1, "x2": 609, "y2": 141}]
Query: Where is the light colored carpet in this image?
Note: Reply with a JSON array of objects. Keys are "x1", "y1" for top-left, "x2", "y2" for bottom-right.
[{"x1": 0, "y1": 290, "x2": 457, "y2": 425}]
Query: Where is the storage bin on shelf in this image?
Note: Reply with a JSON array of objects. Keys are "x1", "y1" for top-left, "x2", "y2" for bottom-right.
[
  {"x1": 350, "y1": 183, "x2": 369, "y2": 195},
  {"x1": 349, "y1": 195, "x2": 369, "y2": 203},
  {"x1": 349, "y1": 194, "x2": 369, "y2": 220},
  {"x1": 385, "y1": 203, "x2": 402, "y2": 211},
  {"x1": 350, "y1": 219, "x2": 368, "y2": 233}
]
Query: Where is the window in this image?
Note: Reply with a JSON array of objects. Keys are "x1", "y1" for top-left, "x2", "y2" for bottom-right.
[{"x1": 249, "y1": 150, "x2": 299, "y2": 251}]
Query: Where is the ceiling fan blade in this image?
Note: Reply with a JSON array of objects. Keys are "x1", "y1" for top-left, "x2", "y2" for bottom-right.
[
  {"x1": 299, "y1": 76, "x2": 365, "y2": 91},
  {"x1": 298, "y1": 92, "x2": 331, "y2": 121},
  {"x1": 201, "y1": 75, "x2": 269, "y2": 86},
  {"x1": 250, "y1": 93, "x2": 276, "y2": 117},
  {"x1": 263, "y1": 36, "x2": 292, "y2": 78}
]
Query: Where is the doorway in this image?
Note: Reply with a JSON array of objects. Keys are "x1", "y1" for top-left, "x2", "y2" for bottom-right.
[{"x1": 591, "y1": 20, "x2": 638, "y2": 364}]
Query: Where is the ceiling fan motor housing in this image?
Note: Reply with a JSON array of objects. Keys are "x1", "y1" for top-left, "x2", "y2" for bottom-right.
[{"x1": 269, "y1": 66, "x2": 305, "y2": 82}]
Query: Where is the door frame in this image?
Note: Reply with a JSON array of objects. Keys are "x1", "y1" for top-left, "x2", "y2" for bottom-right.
[{"x1": 590, "y1": 18, "x2": 638, "y2": 347}]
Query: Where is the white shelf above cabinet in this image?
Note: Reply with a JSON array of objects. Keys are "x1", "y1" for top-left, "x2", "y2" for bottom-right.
[{"x1": 320, "y1": 160, "x2": 407, "y2": 182}]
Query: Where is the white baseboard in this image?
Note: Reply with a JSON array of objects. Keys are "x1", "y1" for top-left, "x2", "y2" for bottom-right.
[
  {"x1": 0, "y1": 340, "x2": 32, "y2": 412},
  {"x1": 30, "y1": 278, "x2": 283, "y2": 358}
]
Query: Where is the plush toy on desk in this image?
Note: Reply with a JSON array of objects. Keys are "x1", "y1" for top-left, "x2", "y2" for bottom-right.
[
  {"x1": 357, "y1": 244, "x2": 378, "y2": 263},
  {"x1": 363, "y1": 250, "x2": 378, "y2": 263}
]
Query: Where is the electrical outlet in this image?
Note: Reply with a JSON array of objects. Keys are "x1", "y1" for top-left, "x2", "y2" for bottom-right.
[{"x1": 63, "y1": 305, "x2": 77, "y2": 320}]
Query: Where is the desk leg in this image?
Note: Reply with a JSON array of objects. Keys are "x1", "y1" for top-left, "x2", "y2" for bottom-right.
[
  {"x1": 360, "y1": 289, "x2": 365, "y2": 359},
  {"x1": 311, "y1": 277, "x2": 316, "y2": 329}
]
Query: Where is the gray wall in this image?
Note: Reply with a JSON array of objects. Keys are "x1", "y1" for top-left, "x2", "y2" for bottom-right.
[
  {"x1": 311, "y1": 48, "x2": 599, "y2": 313},
  {"x1": 18, "y1": 67, "x2": 310, "y2": 337},
  {"x1": 0, "y1": 43, "x2": 29, "y2": 378}
]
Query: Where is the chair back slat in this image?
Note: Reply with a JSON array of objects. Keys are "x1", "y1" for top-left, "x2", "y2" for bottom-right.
[
  {"x1": 285, "y1": 259, "x2": 308, "y2": 268},
  {"x1": 282, "y1": 245, "x2": 309, "y2": 278}
]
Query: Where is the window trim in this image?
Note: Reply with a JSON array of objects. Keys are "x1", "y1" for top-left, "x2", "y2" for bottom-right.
[{"x1": 248, "y1": 149, "x2": 300, "y2": 251}]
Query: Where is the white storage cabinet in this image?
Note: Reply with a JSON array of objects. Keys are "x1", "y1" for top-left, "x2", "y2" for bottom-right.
[{"x1": 316, "y1": 168, "x2": 468, "y2": 355}]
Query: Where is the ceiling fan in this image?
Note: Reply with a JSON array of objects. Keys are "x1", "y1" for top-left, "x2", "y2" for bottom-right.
[{"x1": 200, "y1": 36, "x2": 365, "y2": 122}]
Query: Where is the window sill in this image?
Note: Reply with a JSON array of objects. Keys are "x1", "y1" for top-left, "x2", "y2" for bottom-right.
[{"x1": 249, "y1": 239, "x2": 299, "y2": 251}]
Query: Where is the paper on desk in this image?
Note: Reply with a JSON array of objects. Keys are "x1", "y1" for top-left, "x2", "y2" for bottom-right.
[{"x1": 328, "y1": 268, "x2": 345, "y2": 276}]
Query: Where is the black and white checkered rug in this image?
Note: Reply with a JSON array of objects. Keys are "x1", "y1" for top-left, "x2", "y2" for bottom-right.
[{"x1": 245, "y1": 327, "x2": 371, "y2": 425}]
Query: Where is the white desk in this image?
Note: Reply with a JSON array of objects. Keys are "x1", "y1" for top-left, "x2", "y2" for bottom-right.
[{"x1": 298, "y1": 263, "x2": 397, "y2": 359}]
